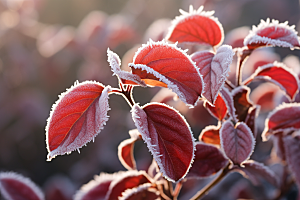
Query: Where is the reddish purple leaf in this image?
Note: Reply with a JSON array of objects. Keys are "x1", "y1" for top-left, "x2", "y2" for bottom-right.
[
  {"x1": 219, "y1": 87, "x2": 238, "y2": 122},
  {"x1": 244, "y1": 19, "x2": 300, "y2": 49},
  {"x1": 262, "y1": 103, "x2": 300, "y2": 141},
  {"x1": 166, "y1": 5, "x2": 224, "y2": 47},
  {"x1": 132, "y1": 103, "x2": 195, "y2": 182},
  {"x1": 204, "y1": 94, "x2": 227, "y2": 121},
  {"x1": 199, "y1": 124, "x2": 221, "y2": 145},
  {"x1": 220, "y1": 121, "x2": 255, "y2": 165},
  {"x1": 244, "y1": 62, "x2": 299, "y2": 101},
  {"x1": 129, "y1": 40, "x2": 204, "y2": 107},
  {"x1": 245, "y1": 105, "x2": 260, "y2": 138},
  {"x1": 119, "y1": 183, "x2": 160, "y2": 200},
  {"x1": 232, "y1": 86, "x2": 253, "y2": 122},
  {"x1": 186, "y1": 142, "x2": 228, "y2": 179},
  {"x1": 74, "y1": 173, "x2": 114, "y2": 200},
  {"x1": 118, "y1": 129, "x2": 142, "y2": 170},
  {"x1": 46, "y1": 81, "x2": 111, "y2": 161},
  {"x1": 0, "y1": 172, "x2": 44, "y2": 200},
  {"x1": 283, "y1": 135, "x2": 300, "y2": 195},
  {"x1": 192, "y1": 45, "x2": 234, "y2": 104},
  {"x1": 105, "y1": 171, "x2": 152, "y2": 200},
  {"x1": 239, "y1": 160, "x2": 279, "y2": 186}
]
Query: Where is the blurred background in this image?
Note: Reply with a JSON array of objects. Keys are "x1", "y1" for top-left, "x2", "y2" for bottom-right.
[{"x1": 0, "y1": 0, "x2": 299, "y2": 199}]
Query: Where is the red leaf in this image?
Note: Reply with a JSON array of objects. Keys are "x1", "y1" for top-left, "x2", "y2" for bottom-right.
[
  {"x1": 220, "y1": 87, "x2": 238, "y2": 122},
  {"x1": 245, "y1": 105, "x2": 260, "y2": 138},
  {"x1": 166, "y1": 5, "x2": 224, "y2": 47},
  {"x1": 186, "y1": 142, "x2": 228, "y2": 179},
  {"x1": 192, "y1": 45, "x2": 234, "y2": 104},
  {"x1": 129, "y1": 40, "x2": 204, "y2": 107},
  {"x1": 107, "y1": 49, "x2": 146, "y2": 87},
  {"x1": 250, "y1": 82, "x2": 279, "y2": 111},
  {"x1": 0, "y1": 172, "x2": 44, "y2": 200},
  {"x1": 204, "y1": 94, "x2": 227, "y2": 121},
  {"x1": 46, "y1": 81, "x2": 111, "y2": 161},
  {"x1": 262, "y1": 103, "x2": 300, "y2": 141},
  {"x1": 74, "y1": 173, "x2": 114, "y2": 200},
  {"x1": 105, "y1": 171, "x2": 152, "y2": 200},
  {"x1": 283, "y1": 135, "x2": 300, "y2": 195},
  {"x1": 244, "y1": 62, "x2": 299, "y2": 101},
  {"x1": 232, "y1": 86, "x2": 253, "y2": 122},
  {"x1": 220, "y1": 121, "x2": 255, "y2": 165},
  {"x1": 132, "y1": 103, "x2": 195, "y2": 182},
  {"x1": 244, "y1": 19, "x2": 300, "y2": 49},
  {"x1": 119, "y1": 183, "x2": 160, "y2": 200},
  {"x1": 118, "y1": 129, "x2": 142, "y2": 170},
  {"x1": 199, "y1": 124, "x2": 221, "y2": 145},
  {"x1": 239, "y1": 160, "x2": 279, "y2": 186}
]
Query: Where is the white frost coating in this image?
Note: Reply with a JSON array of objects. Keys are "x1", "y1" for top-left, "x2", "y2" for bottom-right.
[
  {"x1": 209, "y1": 45, "x2": 235, "y2": 104},
  {"x1": 0, "y1": 172, "x2": 45, "y2": 200},
  {"x1": 166, "y1": 5, "x2": 224, "y2": 47},
  {"x1": 119, "y1": 183, "x2": 160, "y2": 200},
  {"x1": 74, "y1": 172, "x2": 117, "y2": 200},
  {"x1": 244, "y1": 18, "x2": 300, "y2": 49},
  {"x1": 262, "y1": 102, "x2": 300, "y2": 141},
  {"x1": 130, "y1": 39, "x2": 205, "y2": 107},
  {"x1": 46, "y1": 81, "x2": 111, "y2": 161},
  {"x1": 107, "y1": 48, "x2": 147, "y2": 87},
  {"x1": 131, "y1": 103, "x2": 196, "y2": 182},
  {"x1": 104, "y1": 170, "x2": 152, "y2": 200},
  {"x1": 244, "y1": 62, "x2": 300, "y2": 101}
]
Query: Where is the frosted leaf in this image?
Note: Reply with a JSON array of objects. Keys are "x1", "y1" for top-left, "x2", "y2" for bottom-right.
[
  {"x1": 166, "y1": 5, "x2": 224, "y2": 47},
  {"x1": 119, "y1": 183, "x2": 160, "y2": 200},
  {"x1": 131, "y1": 103, "x2": 195, "y2": 182},
  {"x1": 46, "y1": 81, "x2": 111, "y2": 161},
  {"x1": 104, "y1": 170, "x2": 152, "y2": 200},
  {"x1": 244, "y1": 19, "x2": 300, "y2": 49},
  {"x1": 186, "y1": 142, "x2": 228, "y2": 179},
  {"x1": 239, "y1": 160, "x2": 279, "y2": 186},
  {"x1": 0, "y1": 172, "x2": 45, "y2": 200},
  {"x1": 129, "y1": 40, "x2": 204, "y2": 107},
  {"x1": 220, "y1": 121, "x2": 255, "y2": 165},
  {"x1": 74, "y1": 172, "x2": 115, "y2": 200},
  {"x1": 192, "y1": 45, "x2": 234, "y2": 105},
  {"x1": 244, "y1": 62, "x2": 299, "y2": 101},
  {"x1": 262, "y1": 103, "x2": 300, "y2": 141}
]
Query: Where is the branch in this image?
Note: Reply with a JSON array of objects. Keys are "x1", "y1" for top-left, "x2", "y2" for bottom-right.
[{"x1": 190, "y1": 162, "x2": 231, "y2": 200}]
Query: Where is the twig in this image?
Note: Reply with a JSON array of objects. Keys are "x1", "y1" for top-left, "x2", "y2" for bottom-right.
[{"x1": 190, "y1": 162, "x2": 231, "y2": 200}]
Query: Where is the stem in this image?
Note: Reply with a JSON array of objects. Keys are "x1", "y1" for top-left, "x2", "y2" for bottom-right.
[
  {"x1": 172, "y1": 181, "x2": 183, "y2": 200},
  {"x1": 110, "y1": 83, "x2": 135, "y2": 107},
  {"x1": 225, "y1": 80, "x2": 235, "y2": 90},
  {"x1": 190, "y1": 162, "x2": 231, "y2": 200},
  {"x1": 235, "y1": 48, "x2": 253, "y2": 86}
]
